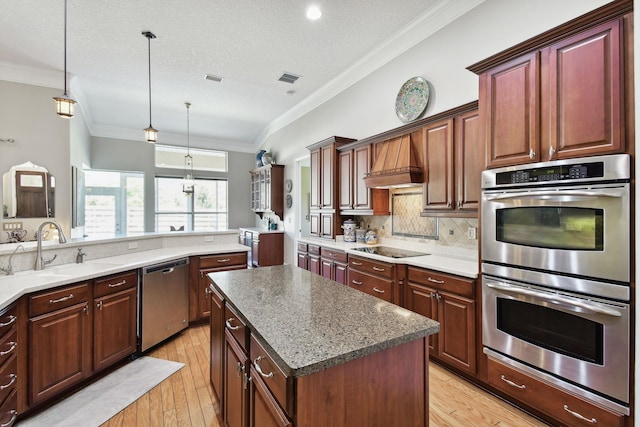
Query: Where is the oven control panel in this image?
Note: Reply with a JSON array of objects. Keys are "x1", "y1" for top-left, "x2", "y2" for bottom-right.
[{"x1": 496, "y1": 162, "x2": 604, "y2": 185}]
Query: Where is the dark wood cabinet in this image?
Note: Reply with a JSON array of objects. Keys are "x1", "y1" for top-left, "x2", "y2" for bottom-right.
[
  {"x1": 251, "y1": 232, "x2": 284, "y2": 267},
  {"x1": 28, "y1": 283, "x2": 93, "y2": 406},
  {"x1": 455, "y1": 109, "x2": 482, "y2": 211},
  {"x1": 93, "y1": 272, "x2": 137, "y2": 372},
  {"x1": 320, "y1": 247, "x2": 348, "y2": 285},
  {"x1": 249, "y1": 366, "x2": 292, "y2": 427},
  {"x1": 406, "y1": 267, "x2": 476, "y2": 375},
  {"x1": 250, "y1": 164, "x2": 285, "y2": 219},
  {"x1": 0, "y1": 305, "x2": 17, "y2": 424},
  {"x1": 422, "y1": 118, "x2": 454, "y2": 212},
  {"x1": 224, "y1": 329, "x2": 249, "y2": 427},
  {"x1": 473, "y1": 14, "x2": 629, "y2": 168},
  {"x1": 296, "y1": 242, "x2": 308, "y2": 270},
  {"x1": 347, "y1": 255, "x2": 396, "y2": 304},
  {"x1": 209, "y1": 286, "x2": 225, "y2": 416},
  {"x1": 307, "y1": 244, "x2": 321, "y2": 275},
  {"x1": 338, "y1": 144, "x2": 390, "y2": 215}
]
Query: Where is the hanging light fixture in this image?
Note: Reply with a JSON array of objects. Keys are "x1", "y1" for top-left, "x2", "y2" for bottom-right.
[
  {"x1": 53, "y1": 0, "x2": 76, "y2": 118},
  {"x1": 183, "y1": 102, "x2": 195, "y2": 195},
  {"x1": 142, "y1": 31, "x2": 158, "y2": 143}
]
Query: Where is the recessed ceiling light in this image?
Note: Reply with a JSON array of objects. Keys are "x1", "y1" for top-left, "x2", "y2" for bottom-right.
[{"x1": 306, "y1": 5, "x2": 322, "y2": 20}]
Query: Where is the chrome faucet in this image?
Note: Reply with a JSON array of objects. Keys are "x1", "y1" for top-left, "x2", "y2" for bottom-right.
[
  {"x1": 35, "y1": 220, "x2": 67, "y2": 271},
  {"x1": 0, "y1": 244, "x2": 25, "y2": 275}
]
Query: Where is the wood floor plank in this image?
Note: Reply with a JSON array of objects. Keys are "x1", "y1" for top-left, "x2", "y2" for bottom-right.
[
  {"x1": 148, "y1": 384, "x2": 164, "y2": 427},
  {"x1": 122, "y1": 400, "x2": 138, "y2": 426},
  {"x1": 136, "y1": 392, "x2": 151, "y2": 427}
]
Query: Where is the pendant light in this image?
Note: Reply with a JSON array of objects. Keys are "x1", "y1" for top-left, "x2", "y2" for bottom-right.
[
  {"x1": 142, "y1": 31, "x2": 158, "y2": 143},
  {"x1": 183, "y1": 102, "x2": 195, "y2": 195},
  {"x1": 53, "y1": 0, "x2": 76, "y2": 118}
]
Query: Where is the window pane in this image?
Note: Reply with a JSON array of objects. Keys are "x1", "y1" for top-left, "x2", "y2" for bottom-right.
[
  {"x1": 85, "y1": 195, "x2": 116, "y2": 236},
  {"x1": 126, "y1": 176, "x2": 145, "y2": 234},
  {"x1": 155, "y1": 145, "x2": 228, "y2": 172},
  {"x1": 156, "y1": 177, "x2": 189, "y2": 212},
  {"x1": 194, "y1": 213, "x2": 227, "y2": 231},
  {"x1": 156, "y1": 214, "x2": 189, "y2": 233}
]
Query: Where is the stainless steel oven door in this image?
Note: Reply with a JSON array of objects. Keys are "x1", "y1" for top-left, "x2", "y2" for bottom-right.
[
  {"x1": 482, "y1": 275, "x2": 630, "y2": 406},
  {"x1": 481, "y1": 183, "x2": 630, "y2": 283}
]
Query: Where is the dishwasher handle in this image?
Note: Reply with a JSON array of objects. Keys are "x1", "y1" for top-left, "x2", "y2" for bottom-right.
[{"x1": 142, "y1": 257, "x2": 189, "y2": 275}]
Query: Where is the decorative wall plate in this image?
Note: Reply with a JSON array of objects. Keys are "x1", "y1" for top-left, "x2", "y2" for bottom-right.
[
  {"x1": 285, "y1": 179, "x2": 293, "y2": 193},
  {"x1": 395, "y1": 77, "x2": 430, "y2": 123},
  {"x1": 285, "y1": 194, "x2": 293, "y2": 208}
]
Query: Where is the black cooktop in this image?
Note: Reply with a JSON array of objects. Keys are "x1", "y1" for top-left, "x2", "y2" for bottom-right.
[{"x1": 352, "y1": 246, "x2": 429, "y2": 258}]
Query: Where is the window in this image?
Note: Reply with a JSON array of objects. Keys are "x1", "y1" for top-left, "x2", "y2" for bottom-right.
[
  {"x1": 155, "y1": 145, "x2": 228, "y2": 172},
  {"x1": 155, "y1": 177, "x2": 228, "y2": 232},
  {"x1": 84, "y1": 170, "x2": 144, "y2": 236}
]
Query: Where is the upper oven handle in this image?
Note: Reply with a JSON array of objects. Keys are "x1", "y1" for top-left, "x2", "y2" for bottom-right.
[
  {"x1": 484, "y1": 190, "x2": 624, "y2": 201},
  {"x1": 486, "y1": 282, "x2": 622, "y2": 317}
]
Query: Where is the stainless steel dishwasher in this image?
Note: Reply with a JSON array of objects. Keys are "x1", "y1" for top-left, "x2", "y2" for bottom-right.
[{"x1": 139, "y1": 258, "x2": 189, "y2": 352}]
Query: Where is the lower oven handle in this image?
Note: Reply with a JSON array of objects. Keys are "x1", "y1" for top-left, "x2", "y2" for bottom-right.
[
  {"x1": 484, "y1": 190, "x2": 624, "y2": 201},
  {"x1": 486, "y1": 282, "x2": 622, "y2": 317}
]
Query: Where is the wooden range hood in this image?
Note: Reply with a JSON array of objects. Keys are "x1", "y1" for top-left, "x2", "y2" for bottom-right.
[{"x1": 363, "y1": 134, "x2": 423, "y2": 188}]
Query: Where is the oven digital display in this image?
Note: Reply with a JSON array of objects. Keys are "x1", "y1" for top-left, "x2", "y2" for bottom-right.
[
  {"x1": 496, "y1": 161, "x2": 604, "y2": 185},
  {"x1": 496, "y1": 207, "x2": 604, "y2": 251}
]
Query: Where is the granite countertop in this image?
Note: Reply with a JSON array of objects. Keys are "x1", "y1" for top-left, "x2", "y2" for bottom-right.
[
  {"x1": 297, "y1": 237, "x2": 479, "y2": 279},
  {"x1": 208, "y1": 265, "x2": 440, "y2": 378},
  {"x1": 0, "y1": 243, "x2": 249, "y2": 311},
  {"x1": 239, "y1": 227, "x2": 284, "y2": 234}
]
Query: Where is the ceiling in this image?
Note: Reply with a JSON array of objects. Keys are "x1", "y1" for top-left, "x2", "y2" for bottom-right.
[{"x1": 0, "y1": 0, "x2": 479, "y2": 152}]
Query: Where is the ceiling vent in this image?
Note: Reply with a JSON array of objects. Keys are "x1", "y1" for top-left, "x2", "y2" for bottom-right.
[
  {"x1": 278, "y1": 72, "x2": 300, "y2": 84},
  {"x1": 205, "y1": 74, "x2": 223, "y2": 83}
]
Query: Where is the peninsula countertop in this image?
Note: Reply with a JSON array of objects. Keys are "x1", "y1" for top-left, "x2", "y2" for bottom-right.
[{"x1": 207, "y1": 264, "x2": 440, "y2": 378}]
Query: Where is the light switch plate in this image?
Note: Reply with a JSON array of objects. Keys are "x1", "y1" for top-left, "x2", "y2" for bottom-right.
[
  {"x1": 467, "y1": 227, "x2": 477, "y2": 240},
  {"x1": 2, "y1": 221, "x2": 23, "y2": 231}
]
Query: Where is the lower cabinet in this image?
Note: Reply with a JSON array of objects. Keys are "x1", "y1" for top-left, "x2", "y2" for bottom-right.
[
  {"x1": 0, "y1": 304, "x2": 17, "y2": 426},
  {"x1": 405, "y1": 267, "x2": 476, "y2": 375},
  {"x1": 347, "y1": 255, "x2": 395, "y2": 303},
  {"x1": 320, "y1": 247, "x2": 347, "y2": 285},
  {"x1": 224, "y1": 329, "x2": 249, "y2": 427},
  {"x1": 249, "y1": 366, "x2": 292, "y2": 427},
  {"x1": 251, "y1": 233, "x2": 284, "y2": 267},
  {"x1": 209, "y1": 286, "x2": 225, "y2": 416},
  {"x1": 306, "y1": 244, "x2": 321, "y2": 275}
]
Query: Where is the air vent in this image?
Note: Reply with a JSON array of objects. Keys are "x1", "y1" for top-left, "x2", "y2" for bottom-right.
[
  {"x1": 278, "y1": 72, "x2": 300, "y2": 84},
  {"x1": 205, "y1": 74, "x2": 223, "y2": 83}
]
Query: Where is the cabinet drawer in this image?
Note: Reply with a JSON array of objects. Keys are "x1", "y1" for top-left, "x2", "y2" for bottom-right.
[
  {"x1": 200, "y1": 253, "x2": 247, "y2": 269},
  {"x1": 307, "y1": 244, "x2": 321, "y2": 255},
  {"x1": 0, "y1": 306, "x2": 17, "y2": 341},
  {"x1": 94, "y1": 271, "x2": 137, "y2": 298},
  {"x1": 320, "y1": 247, "x2": 347, "y2": 263},
  {"x1": 348, "y1": 270, "x2": 392, "y2": 302},
  {"x1": 407, "y1": 267, "x2": 474, "y2": 298},
  {"x1": 348, "y1": 255, "x2": 393, "y2": 279},
  {"x1": 0, "y1": 330, "x2": 17, "y2": 371},
  {"x1": 0, "y1": 355, "x2": 17, "y2": 409},
  {"x1": 487, "y1": 358, "x2": 624, "y2": 427},
  {"x1": 250, "y1": 335, "x2": 290, "y2": 415},
  {"x1": 29, "y1": 282, "x2": 91, "y2": 317},
  {"x1": 297, "y1": 242, "x2": 308, "y2": 252},
  {"x1": 0, "y1": 389, "x2": 16, "y2": 427},
  {"x1": 224, "y1": 305, "x2": 248, "y2": 352}
]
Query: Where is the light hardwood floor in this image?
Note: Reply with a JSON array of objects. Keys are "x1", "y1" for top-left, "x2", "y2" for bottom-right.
[{"x1": 99, "y1": 324, "x2": 549, "y2": 427}]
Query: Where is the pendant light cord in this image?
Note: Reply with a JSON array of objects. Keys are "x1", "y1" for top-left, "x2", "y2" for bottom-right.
[
  {"x1": 147, "y1": 35, "x2": 152, "y2": 127},
  {"x1": 186, "y1": 102, "x2": 190, "y2": 154},
  {"x1": 63, "y1": 0, "x2": 68, "y2": 96}
]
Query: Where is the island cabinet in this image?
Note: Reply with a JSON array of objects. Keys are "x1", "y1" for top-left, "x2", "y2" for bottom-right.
[
  {"x1": 251, "y1": 164, "x2": 285, "y2": 219},
  {"x1": 0, "y1": 304, "x2": 18, "y2": 426},
  {"x1": 320, "y1": 247, "x2": 348, "y2": 285},
  {"x1": 338, "y1": 145, "x2": 390, "y2": 216},
  {"x1": 405, "y1": 266, "x2": 476, "y2": 375},
  {"x1": 208, "y1": 265, "x2": 438, "y2": 427},
  {"x1": 191, "y1": 253, "x2": 248, "y2": 322},
  {"x1": 251, "y1": 232, "x2": 284, "y2": 267},
  {"x1": 470, "y1": 7, "x2": 632, "y2": 168},
  {"x1": 347, "y1": 255, "x2": 397, "y2": 304},
  {"x1": 209, "y1": 285, "x2": 225, "y2": 416},
  {"x1": 27, "y1": 282, "x2": 93, "y2": 406},
  {"x1": 307, "y1": 136, "x2": 356, "y2": 240}
]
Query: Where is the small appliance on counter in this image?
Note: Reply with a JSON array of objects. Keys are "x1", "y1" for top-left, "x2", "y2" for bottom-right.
[{"x1": 341, "y1": 219, "x2": 356, "y2": 242}]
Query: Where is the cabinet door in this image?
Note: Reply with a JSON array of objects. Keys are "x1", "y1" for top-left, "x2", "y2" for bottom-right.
[
  {"x1": 309, "y1": 149, "x2": 320, "y2": 209},
  {"x1": 320, "y1": 145, "x2": 335, "y2": 209},
  {"x1": 423, "y1": 118, "x2": 454, "y2": 211},
  {"x1": 94, "y1": 287, "x2": 137, "y2": 372},
  {"x1": 249, "y1": 367, "x2": 292, "y2": 427},
  {"x1": 210, "y1": 288, "x2": 224, "y2": 408},
  {"x1": 482, "y1": 52, "x2": 540, "y2": 168},
  {"x1": 225, "y1": 331, "x2": 249, "y2": 427},
  {"x1": 320, "y1": 213, "x2": 333, "y2": 239},
  {"x1": 353, "y1": 145, "x2": 371, "y2": 209},
  {"x1": 309, "y1": 213, "x2": 320, "y2": 237},
  {"x1": 320, "y1": 259, "x2": 333, "y2": 280},
  {"x1": 308, "y1": 255, "x2": 320, "y2": 275},
  {"x1": 338, "y1": 150, "x2": 353, "y2": 210},
  {"x1": 543, "y1": 19, "x2": 623, "y2": 160},
  {"x1": 438, "y1": 291, "x2": 476, "y2": 375},
  {"x1": 28, "y1": 302, "x2": 92, "y2": 405},
  {"x1": 405, "y1": 282, "x2": 438, "y2": 353},
  {"x1": 334, "y1": 261, "x2": 348, "y2": 285},
  {"x1": 297, "y1": 252, "x2": 308, "y2": 270},
  {"x1": 455, "y1": 110, "x2": 482, "y2": 211}
]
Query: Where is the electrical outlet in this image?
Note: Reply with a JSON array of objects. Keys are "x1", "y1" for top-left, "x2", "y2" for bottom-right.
[
  {"x1": 467, "y1": 227, "x2": 477, "y2": 240},
  {"x1": 204, "y1": 235, "x2": 214, "y2": 242},
  {"x1": 128, "y1": 242, "x2": 138, "y2": 250}
]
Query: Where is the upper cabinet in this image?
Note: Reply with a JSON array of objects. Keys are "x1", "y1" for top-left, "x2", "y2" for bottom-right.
[
  {"x1": 338, "y1": 144, "x2": 390, "y2": 216},
  {"x1": 250, "y1": 164, "x2": 284, "y2": 219},
  {"x1": 469, "y1": 2, "x2": 633, "y2": 168}
]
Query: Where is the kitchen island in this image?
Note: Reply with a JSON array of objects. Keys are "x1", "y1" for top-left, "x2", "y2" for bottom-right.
[{"x1": 208, "y1": 264, "x2": 440, "y2": 427}]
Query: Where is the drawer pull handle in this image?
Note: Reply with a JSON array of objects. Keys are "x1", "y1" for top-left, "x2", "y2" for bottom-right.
[
  {"x1": 0, "y1": 342, "x2": 16, "y2": 357},
  {"x1": 0, "y1": 374, "x2": 16, "y2": 390},
  {"x1": 0, "y1": 316, "x2": 16, "y2": 328},
  {"x1": 0, "y1": 410, "x2": 17, "y2": 427},
  {"x1": 108, "y1": 280, "x2": 127, "y2": 288},
  {"x1": 427, "y1": 277, "x2": 445, "y2": 284},
  {"x1": 236, "y1": 362, "x2": 244, "y2": 378},
  {"x1": 373, "y1": 287, "x2": 385, "y2": 294},
  {"x1": 217, "y1": 258, "x2": 231, "y2": 263},
  {"x1": 351, "y1": 261, "x2": 363, "y2": 266},
  {"x1": 372, "y1": 267, "x2": 385, "y2": 272},
  {"x1": 500, "y1": 375, "x2": 525, "y2": 390},
  {"x1": 563, "y1": 405, "x2": 596, "y2": 424},
  {"x1": 254, "y1": 356, "x2": 274, "y2": 378},
  {"x1": 351, "y1": 280, "x2": 363, "y2": 286},
  {"x1": 49, "y1": 294, "x2": 74, "y2": 304},
  {"x1": 225, "y1": 318, "x2": 240, "y2": 330}
]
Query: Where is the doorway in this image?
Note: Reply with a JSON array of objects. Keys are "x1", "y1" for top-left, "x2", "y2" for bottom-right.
[{"x1": 295, "y1": 156, "x2": 310, "y2": 238}]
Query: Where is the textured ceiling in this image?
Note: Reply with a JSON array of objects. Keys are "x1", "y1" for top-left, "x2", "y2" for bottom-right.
[{"x1": 0, "y1": 0, "x2": 477, "y2": 151}]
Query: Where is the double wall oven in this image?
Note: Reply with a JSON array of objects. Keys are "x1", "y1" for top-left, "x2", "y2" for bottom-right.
[{"x1": 481, "y1": 154, "x2": 631, "y2": 415}]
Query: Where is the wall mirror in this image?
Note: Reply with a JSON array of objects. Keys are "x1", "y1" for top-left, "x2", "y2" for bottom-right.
[{"x1": 2, "y1": 161, "x2": 55, "y2": 218}]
